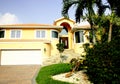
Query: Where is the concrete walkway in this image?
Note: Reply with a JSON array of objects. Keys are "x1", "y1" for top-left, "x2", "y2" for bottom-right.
[{"x1": 0, "y1": 65, "x2": 40, "y2": 84}]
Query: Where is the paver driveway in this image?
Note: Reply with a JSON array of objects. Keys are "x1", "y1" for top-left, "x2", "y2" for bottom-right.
[{"x1": 0, "y1": 65, "x2": 40, "y2": 84}]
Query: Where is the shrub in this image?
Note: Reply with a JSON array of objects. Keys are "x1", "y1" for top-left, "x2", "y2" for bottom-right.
[
  {"x1": 84, "y1": 41, "x2": 120, "y2": 84},
  {"x1": 56, "y1": 43, "x2": 66, "y2": 62},
  {"x1": 56, "y1": 43, "x2": 65, "y2": 54}
]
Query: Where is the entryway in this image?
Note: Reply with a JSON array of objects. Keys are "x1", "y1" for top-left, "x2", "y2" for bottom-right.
[{"x1": 60, "y1": 37, "x2": 69, "y2": 49}]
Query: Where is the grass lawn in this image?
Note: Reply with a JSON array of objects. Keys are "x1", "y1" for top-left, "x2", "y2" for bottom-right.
[{"x1": 36, "y1": 63, "x2": 73, "y2": 84}]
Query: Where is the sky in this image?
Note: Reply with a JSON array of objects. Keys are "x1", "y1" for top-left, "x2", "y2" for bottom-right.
[
  {"x1": 0, "y1": 0, "x2": 109, "y2": 25},
  {"x1": 0, "y1": 0, "x2": 69, "y2": 25}
]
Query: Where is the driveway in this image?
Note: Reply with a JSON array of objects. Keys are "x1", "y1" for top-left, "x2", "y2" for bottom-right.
[{"x1": 0, "y1": 65, "x2": 40, "y2": 84}]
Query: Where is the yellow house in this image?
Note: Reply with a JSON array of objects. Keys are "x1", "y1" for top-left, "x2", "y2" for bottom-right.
[{"x1": 0, "y1": 17, "x2": 90, "y2": 65}]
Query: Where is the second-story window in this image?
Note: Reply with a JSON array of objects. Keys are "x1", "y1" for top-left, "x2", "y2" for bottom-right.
[
  {"x1": 11, "y1": 30, "x2": 21, "y2": 38},
  {"x1": 36, "y1": 30, "x2": 45, "y2": 38},
  {"x1": 0, "y1": 29, "x2": 5, "y2": 38},
  {"x1": 75, "y1": 30, "x2": 84, "y2": 43},
  {"x1": 52, "y1": 31, "x2": 58, "y2": 38}
]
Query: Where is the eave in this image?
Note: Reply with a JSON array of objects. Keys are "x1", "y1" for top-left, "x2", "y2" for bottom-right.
[
  {"x1": 0, "y1": 24, "x2": 63, "y2": 31},
  {"x1": 72, "y1": 25, "x2": 91, "y2": 32}
]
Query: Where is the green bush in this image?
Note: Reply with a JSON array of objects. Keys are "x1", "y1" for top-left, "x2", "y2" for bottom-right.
[
  {"x1": 84, "y1": 41, "x2": 120, "y2": 84},
  {"x1": 36, "y1": 63, "x2": 72, "y2": 84},
  {"x1": 56, "y1": 43, "x2": 65, "y2": 53}
]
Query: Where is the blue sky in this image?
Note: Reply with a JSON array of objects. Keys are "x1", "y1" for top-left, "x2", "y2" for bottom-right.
[
  {"x1": 0, "y1": 0, "x2": 109, "y2": 25},
  {"x1": 0, "y1": 0, "x2": 70, "y2": 24}
]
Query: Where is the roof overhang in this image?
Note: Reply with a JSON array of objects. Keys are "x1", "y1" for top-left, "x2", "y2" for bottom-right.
[
  {"x1": 0, "y1": 25, "x2": 63, "y2": 31},
  {"x1": 0, "y1": 25, "x2": 63, "y2": 28},
  {"x1": 0, "y1": 39, "x2": 51, "y2": 43},
  {"x1": 72, "y1": 25, "x2": 91, "y2": 32}
]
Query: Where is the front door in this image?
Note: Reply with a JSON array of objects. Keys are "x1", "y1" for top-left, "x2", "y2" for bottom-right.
[{"x1": 60, "y1": 37, "x2": 69, "y2": 49}]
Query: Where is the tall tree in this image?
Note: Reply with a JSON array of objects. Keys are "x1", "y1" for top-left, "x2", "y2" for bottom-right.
[
  {"x1": 106, "y1": 0, "x2": 120, "y2": 42},
  {"x1": 62, "y1": 0, "x2": 109, "y2": 43}
]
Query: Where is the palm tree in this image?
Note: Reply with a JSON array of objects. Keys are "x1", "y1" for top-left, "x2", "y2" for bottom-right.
[
  {"x1": 106, "y1": 0, "x2": 120, "y2": 42},
  {"x1": 107, "y1": 11, "x2": 120, "y2": 42},
  {"x1": 62, "y1": 0, "x2": 109, "y2": 43},
  {"x1": 62, "y1": 0, "x2": 95, "y2": 22},
  {"x1": 107, "y1": 12, "x2": 115, "y2": 42}
]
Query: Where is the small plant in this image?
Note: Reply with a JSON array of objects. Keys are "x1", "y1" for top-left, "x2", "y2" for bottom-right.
[
  {"x1": 56, "y1": 43, "x2": 65, "y2": 54},
  {"x1": 76, "y1": 78, "x2": 79, "y2": 81},
  {"x1": 56, "y1": 43, "x2": 65, "y2": 62},
  {"x1": 60, "y1": 55, "x2": 68, "y2": 62},
  {"x1": 65, "y1": 58, "x2": 85, "y2": 78},
  {"x1": 70, "y1": 58, "x2": 84, "y2": 72}
]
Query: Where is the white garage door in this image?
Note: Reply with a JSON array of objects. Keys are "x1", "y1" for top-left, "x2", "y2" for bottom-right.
[{"x1": 1, "y1": 49, "x2": 42, "y2": 65}]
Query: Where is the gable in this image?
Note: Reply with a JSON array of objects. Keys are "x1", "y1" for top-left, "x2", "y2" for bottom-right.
[{"x1": 54, "y1": 17, "x2": 75, "y2": 26}]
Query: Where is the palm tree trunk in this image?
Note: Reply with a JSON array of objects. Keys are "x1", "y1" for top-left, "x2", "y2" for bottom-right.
[
  {"x1": 108, "y1": 23, "x2": 112, "y2": 42},
  {"x1": 93, "y1": 30, "x2": 96, "y2": 44},
  {"x1": 91, "y1": 24, "x2": 96, "y2": 44}
]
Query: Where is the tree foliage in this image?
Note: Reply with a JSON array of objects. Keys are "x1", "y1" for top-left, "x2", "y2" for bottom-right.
[
  {"x1": 62, "y1": 0, "x2": 120, "y2": 83},
  {"x1": 86, "y1": 43, "x2": 120, "y2": 84},
  {"x1": 62, "y1": 0, "x2": 109, "y2": 22},
  {"x1": 62, "y1": 0, "x2": 109, "y2": 43},
  {"x1": 83, "y1": 26, "x2": 120, "y2": 84}
]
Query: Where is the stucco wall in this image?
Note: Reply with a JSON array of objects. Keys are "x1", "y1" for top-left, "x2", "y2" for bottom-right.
[
  {"x1": 0, "y1": 28, "x2": 60, "y2": 57},
  {"x1": 73, "y1": 30, "x2": 90, "y2": 55},
  {"x1": 4, "y1": 28, "x2": 51, "y2": 39},
  {"x1": 0, "y1": 42, "x2": 45, "y2": 56},
  {"x1": 50, "y1": 39, "x2": 59, "y2": 56}
]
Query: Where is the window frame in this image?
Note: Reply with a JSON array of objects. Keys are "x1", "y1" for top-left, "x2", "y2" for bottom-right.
[
  {"x1": 74, "y1": 30, "x2": 84, "y2": 43},
  {"x1": 0, "y1": 29, "x2": 5, "y2": 39},
  {"x1": 35, "y1": 30, "x2": 46, "y2": 39},
  {"x1": 51, "y1": 30, "x2": 59, "y2": 39},
  {"x1": 10, "y1": 29, "x2": 22, "y2": 39}
]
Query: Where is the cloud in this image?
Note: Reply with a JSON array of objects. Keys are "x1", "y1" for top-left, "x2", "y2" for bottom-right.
[{"x1": 0, "y1": 13, "x2": 21, "y2": 25}]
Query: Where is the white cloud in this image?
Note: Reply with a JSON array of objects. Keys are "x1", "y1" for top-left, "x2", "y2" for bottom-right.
[{"x1": 0, "y1": 13, "x2": 21, "y2": 25}]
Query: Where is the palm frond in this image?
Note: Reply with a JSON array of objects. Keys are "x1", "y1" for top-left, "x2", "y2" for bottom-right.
[
  {"x1": 75, "y1": 4, "x2": 83, "y2": 22},
  {"x1": 62, "y1": 0, "x2": 78, "y2": 18},
  {"x1": 96, "y1": 0, "x2": 110, "y2": 15}
]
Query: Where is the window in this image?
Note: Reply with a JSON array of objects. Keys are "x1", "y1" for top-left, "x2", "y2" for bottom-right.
[
  {"x1": 11, "y1": 30, "x2": 21, "y2": 38},
  {"x1": 0, "y1": 29, "x2": 5, "y2": 38},
  {"x1": 60, "y1": 26, "x2": 68, "y2": 35},
  {"x1": 75, "y1": 31, "x2": 84, "y2": 43},
  {"x1": 36, "y1": 30, "x2": 45, "y2": 38},
  {"x1": 52, "y1": 31, "x2": 58, "y2": 38}
]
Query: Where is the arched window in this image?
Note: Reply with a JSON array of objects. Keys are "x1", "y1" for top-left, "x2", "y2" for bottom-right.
[{"x1": 60, "y1": 26, "x2": 68, "y2": 35}]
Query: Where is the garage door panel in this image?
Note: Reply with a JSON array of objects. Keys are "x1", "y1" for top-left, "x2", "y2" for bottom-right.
[{"x1": 1, "y1": 50, "x2": 42, "y2": 65}]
